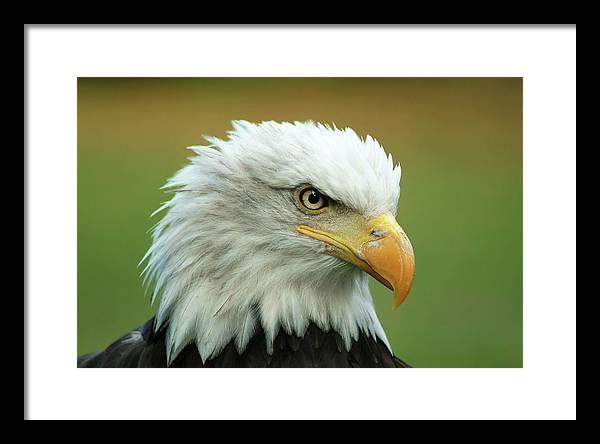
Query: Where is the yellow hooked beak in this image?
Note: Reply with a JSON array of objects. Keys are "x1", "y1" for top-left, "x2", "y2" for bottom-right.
[{"x1": 297, "y1": 211, "x2": 415, "y2": 309}]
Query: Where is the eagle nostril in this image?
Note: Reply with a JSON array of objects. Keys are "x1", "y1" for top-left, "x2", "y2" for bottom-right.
[{"x1": 370, "y1": 229, "x2": 386, "y2": 239}]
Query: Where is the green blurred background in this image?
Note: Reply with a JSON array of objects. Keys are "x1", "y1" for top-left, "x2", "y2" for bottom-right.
[{"x1": 78, "y1": 78, "x2": 522, "y2": 367}]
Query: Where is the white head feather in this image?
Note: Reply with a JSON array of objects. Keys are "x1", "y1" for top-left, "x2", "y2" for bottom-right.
[{"x1": 141, "y1": 120, "x2": 403, "y2": 364}]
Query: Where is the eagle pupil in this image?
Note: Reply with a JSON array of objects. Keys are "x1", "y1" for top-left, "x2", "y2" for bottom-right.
[{"x1": 308, "y1": 191, "x2": 320, "y2": 204}]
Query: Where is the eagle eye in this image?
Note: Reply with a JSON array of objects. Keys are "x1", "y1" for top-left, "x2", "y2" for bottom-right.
[{"x1": 296, "y1": 186, "x2": 329, "y2": 213}]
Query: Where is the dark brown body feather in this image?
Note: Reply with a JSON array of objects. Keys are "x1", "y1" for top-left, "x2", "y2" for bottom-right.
[{"x1": 78, "y1": 318, "x2": 410, "y2": 368}]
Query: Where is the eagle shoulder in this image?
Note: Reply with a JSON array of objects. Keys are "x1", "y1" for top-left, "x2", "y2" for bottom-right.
[{"x1": 78, "y1": 319, "x2": 411, "y2": 368}]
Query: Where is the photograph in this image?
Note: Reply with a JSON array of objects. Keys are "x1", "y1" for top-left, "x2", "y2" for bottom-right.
[
  {"x1": 77, "y1": 77, "x2": 523, "y2": 368},
  {"x1": 26, "y1": 25, "x2": 576, "y2": 420}
]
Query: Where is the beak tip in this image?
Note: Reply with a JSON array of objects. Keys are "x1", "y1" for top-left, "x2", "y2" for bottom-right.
[
  {"x1": 391, "y1": 278, "x2": 414, "y2": 310},
  {"x1": 391, "y1": 293, "x2": 408, "y2": 310}
]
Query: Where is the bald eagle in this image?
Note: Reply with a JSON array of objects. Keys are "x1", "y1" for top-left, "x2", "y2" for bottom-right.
[{"x1": 78, "y1": 121, "x2": 416, "y2": 368}]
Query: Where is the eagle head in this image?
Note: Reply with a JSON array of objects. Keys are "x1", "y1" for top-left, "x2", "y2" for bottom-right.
[{"x1": 141, "y1": 120, "x2": 415, "y2": 364}]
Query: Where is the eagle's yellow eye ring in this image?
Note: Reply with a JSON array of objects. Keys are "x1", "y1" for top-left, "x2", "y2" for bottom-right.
[{"x1": 296, "y1": 186, "x2": 329, "y2": 214}]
